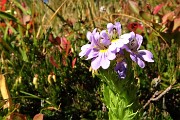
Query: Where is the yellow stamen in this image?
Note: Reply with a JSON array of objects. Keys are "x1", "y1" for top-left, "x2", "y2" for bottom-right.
[
  {"x1": 111, "y1": 39, "x2": 119, "y2": 42},
  {"x1": 100, "y1": 49, "x2": 108, "y2": 53}
]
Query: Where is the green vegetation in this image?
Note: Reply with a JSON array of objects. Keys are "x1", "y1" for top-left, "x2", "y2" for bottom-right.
[{"x1": 0, "y1": 0, "x2": 179, "y2": 119}]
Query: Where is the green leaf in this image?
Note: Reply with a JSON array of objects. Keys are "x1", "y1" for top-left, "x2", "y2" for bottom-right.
[
  {"x1": 128, "y1": 0, "x2": 139, "y2": 15},
  {"x1": 139, "y1": 11, "x2": 152, "y2": 21},
  {"x1": 0, "y1": 11, "x2": 17, "y2": 21},
  {"x1": 13, "y1": 1, "x2": 31, "y2": 15},
  {"x1": 19, "y1": 48, "x2": 29, "y2": 62},
  {"x1": 103, "y1": 85, "x2": 110, "y2": 107}
]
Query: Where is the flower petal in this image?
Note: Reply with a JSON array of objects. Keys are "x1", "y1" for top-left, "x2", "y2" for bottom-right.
[
  {"x1": 120, "y1": 32, "x2": 132, "y2": 42},
  {"x1": 100, "y1": 30, "x2": 111, "y2": 45},
  {"x1": 117, "y1": 39, "x2": 128, "y2": 48},
  {"x1": 138, "y1": 50, "x2": 154, "y2": 62},
  {"x1": 130, "y1": 53, "x2": 145, "y2": 68},
  {"x1": 94, "y1": 31, "x2": 100, "y2": 41},
  {"x1": 114, "y1": 60, "x2": 127, "y2": 79},
  {"x1": 135, "y1": 34, "x2": 143, "y2": 50},
  {"x1": 130, "y1": 53, "x2": 137, "y2": 62},
  {"x1": 107, "y1": 23, "x2": 114, "y2": 34},
  {"x1": 100, "y1": 53, "x2": 110, "y2": 69},
  {"x1": 108, "y1": 43, "x2": 117, "y2": 52},
  {"x1": 115, "y1": 22, "x2": 121, "y2": 35},
  {"x1": 107, "y1": 50, "x2": 116, "y2": 60},
  {"x1": 86, "y1": 28, "x2": 99, "y2": 43},
  {"x1": 92, "y1": 28, "x2": 97, "y2": 34},
  {"x1": 86, "y1": 49, "x2": 99, "y2": 60},
  {"x1": 91, "y1": 55, "x2": 101, "y2": 70},
  {"x1": 86, "y1": 31, "x2": 92, "y2": 42},
  {"x1": 137, "y1": 57, "x2": 145, "y2": 68},
  {"x1": 79, "y1": 44, "x2": 91, "y2": 57}
]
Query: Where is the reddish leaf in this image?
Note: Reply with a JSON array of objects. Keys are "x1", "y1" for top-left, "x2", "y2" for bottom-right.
[
  {"x1": 172, "y1": 17, "x2": 180, "y2": 32},
  {"x1": 72, "y1": 58, "x2": 77, "y2": 68},
  {"x1": 60, "y1": 37, "x2": 71, "y2": 56},
  {"x1": 22, "y1": 2, "x2": 26, "y2": 8},
  {"x1": 8, "y1": 113, "x2": 26, "y2": 120},
  {"x1": 127, "y1": 22, "x2": 144, "y2": 34},
  {"x1": 33, "y1": 113, "x2": 44, "y2": 120},
  {"x1": 48, "y1": 33, "x2": 55, "y2": 44},
  {"x1": 0, "y1": 0, "x2": 7, "y2": 11},
  {"x1": 153, "y1": 4, "x2": 164, "y2": 15},
  {"x1": 62, "y1": 57, "x2": 67, "y2": 66},
  {"x1": 162, "y1": 12, "x2": 174, "y2": 24},
  {"x1": 1, "y1": 0, "x2": 7, "y2": 4},
  {"x1": 48, "y1": 35, "x2": 61, "y2": 45},
  {"x1": 55, "y1": 36, "x2": 61, "y2": 45},
  {"x1": 49, "y1": 56, "x2": 59, "y2": 68},
  {"x1": 0, "y1": 22, "x2": 6, "y2": 27}
]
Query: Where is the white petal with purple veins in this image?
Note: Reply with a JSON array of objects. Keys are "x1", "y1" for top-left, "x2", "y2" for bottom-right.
[
  {"x1": 109, "y1": 43, "x2": 117, "y2": 52},
  {"x1": 138, "y1": 50, "x2": 154, "y2": 62},
  {"x1": 107, "y1": 51, "x2": 116, "y2": 60},
  {"x1": 135, "y1": 34, "x2": 143, "y2": 50},
  {"x1": 86, "y1": 49, "x2": 99, "y2": 60},
  {"x1": 137, "y1": 57, "x2": 145, "y2": 68},
  {"x1": 115, "y1": 22, "x2": 121, "y2": 35},
  {"x1": 100, "y1": 30, "x2": 111, "y2": 45},
  {"x1": 130, "y1": 53, "x2": 145, "y2": 68},
  {"x1": 130, "y1": 54, "x2": 137, "y2": 62},
  {"x1": 79, "y1": 44, "x2": 91, "y2": 57},
  {"x1": 91, "y1": 55, "x2": 101, "y2": 70},
  {"x1": 86, "y1": 31, "x2": 92, "y2": 42},
  {"x1": 107, "y1": 23, "x2": 114, "y2": 34},
  {"x1": 100, "y1": 53, "x2": 110, "y2": 69}
]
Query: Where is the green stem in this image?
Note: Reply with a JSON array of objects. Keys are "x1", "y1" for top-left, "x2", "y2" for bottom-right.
[{"x1": 98, "y1": 55, "x2": 140, "y2": 120}]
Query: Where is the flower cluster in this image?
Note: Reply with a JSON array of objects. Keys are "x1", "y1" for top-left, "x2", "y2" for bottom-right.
[{"x1": 79, "y1": 22, "x2": 154, "y2": 79}]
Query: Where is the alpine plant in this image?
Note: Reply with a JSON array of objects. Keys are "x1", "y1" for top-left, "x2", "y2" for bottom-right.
[{"x1": 79, "y1": 22, "x2": 154, "y2": 79}]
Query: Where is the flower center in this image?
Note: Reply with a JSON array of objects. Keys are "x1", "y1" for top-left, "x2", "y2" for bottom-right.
[
  {"x1": 128, "y1": 38, "x2": 138, "y2": 52},
  {"x1": 111, "y1": 39, "x2": 119, "y2": 43},
  {"x1": 100, "y1": 49, "x2": 108, "y2": 53}
]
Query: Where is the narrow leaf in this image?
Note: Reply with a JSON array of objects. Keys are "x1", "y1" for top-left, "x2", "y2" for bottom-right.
[
  {"x1": 19, "y1": 48, "x2": 29, "y2": 62},
  {"x1": 128, "y1": 0, "x2": 139, "y2": 15},
  {"x1": 0, "y1": 11, "x2": 17, "y2": 21},
  {"x1": 139, "y1": 11, "x2": 152, "y2": 21},
  {"x1": 0, "y1": 74, "x2": 12, "y2": 109},
  {"x1": 172, "y1": 17, "x2": 180, "y2": 32},
  {"x1": 162, "y1": 12, "x2": 174, "y2": 24},
  {"x1": 153, "y1": 4, "x2": 164, "y2": 15}
]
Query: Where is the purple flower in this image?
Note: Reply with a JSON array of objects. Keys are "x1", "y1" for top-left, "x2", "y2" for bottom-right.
[
  {"x1": 79, "y1": 28, "x2": 99, "y2": 59},
  {"x1": 107, "y1": 22, "x2": 129, "y2": 53},
  {"x1": 114, "y1": 60, "x2": 127, "y2": 79},
  {"x1": 90, "y1": 30, "x2": 116, "y2": 70},
  {"x1": 86, "y1": 28, "x2": 100, "y2": 43},
  {"x1": 108, "y1": 32, "x2": 130, "y2": 53},
  {"x1": 107, "y1": 22, "x2": 121, "y2": 36},
  {"x1": 79, "y1": 29, "x2": 116, "y2": 70},
  {"x1": 124, "y1": 32, "x2": 154, "y2": 68}
]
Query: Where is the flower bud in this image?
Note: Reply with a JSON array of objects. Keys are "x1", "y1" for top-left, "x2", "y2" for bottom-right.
[
  {"x1": 33, "y1": 74, "x2": 38, "y2": 89},
  {"x1": 52, "y1": 74, "x2": 56, "y2": 83},
  {"x1": 48, "y1": 75, "x2": 52, "y2": 85}
]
